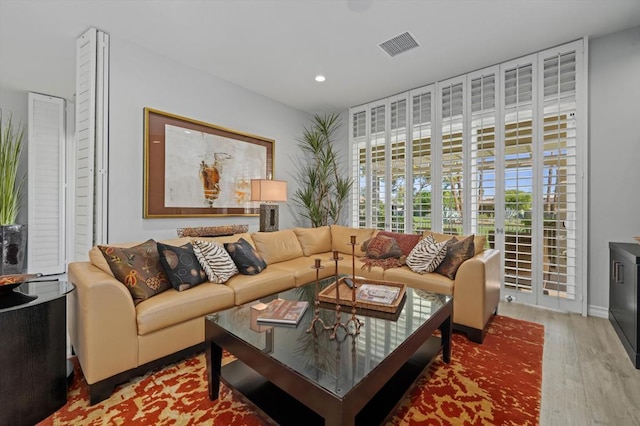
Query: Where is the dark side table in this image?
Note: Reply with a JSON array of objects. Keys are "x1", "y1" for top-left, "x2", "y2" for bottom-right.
[{"x1": 0, "y1": 280, "x2": 75, "y2": 426}]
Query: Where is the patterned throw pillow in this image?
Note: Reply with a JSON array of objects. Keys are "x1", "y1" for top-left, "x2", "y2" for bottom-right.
[
  {"x1": 435, "y1": 234, "x2": 476, "y2": 279},
  {"x1": 363, "y1": 234, "x2": 403, "y2": 259},
  {"x1": 406, "y1": 235, "x2": 450, "y2": 274},
  {"x1": 192, "y1": 240, "x2": 239, "y2": 284},
  {"x1": 377, "y1": 231, "x2": 422, "y2": 257},
  {"x1": 223, "y1": 238, "x2": 267, "y2": 275},
  {"x1": 157, "y1": 242, "x2": 208, "y2": 291},
  {"x1": 98, "y1": 239, "x2": 171, "y2": 305}
]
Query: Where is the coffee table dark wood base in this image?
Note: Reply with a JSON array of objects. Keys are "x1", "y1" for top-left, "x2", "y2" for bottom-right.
[
  {"x1": 219, "y1": 336, "x2": 443, "y2": 425},
  {"x1": 206, "y1": 297, "x2": 452, "y2": 426}
]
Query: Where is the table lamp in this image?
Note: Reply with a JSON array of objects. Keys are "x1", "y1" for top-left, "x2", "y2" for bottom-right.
[{"x1": 250, "y1": 179, "x2": 287, "y2": 232}]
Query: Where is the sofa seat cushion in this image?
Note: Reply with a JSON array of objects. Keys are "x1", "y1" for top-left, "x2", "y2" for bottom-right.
[
  {"x1": 251, "y1": 230, "x2": 304, "y2": 265},
  {"x1": 293, "y1": 226, "x2": 332, "y2": 256},
  {"x1": 268, "y1": 256, "x2": 337, "y2": 287},
  {"x1": 135, "y1": 283, "x2": 235, "y2": 335},
  {"x1": 330, "y1": 225, "x2": 375, "y2": 256},
  {"x1": 336, "y1": 256, "x2": 385, "y2": 281},
  {"x1": 383, "y1": 266, "x2": 454, "y2": 296},
  {"x1": 226, "y1": 269, "x2": 296, "y2": 305}
]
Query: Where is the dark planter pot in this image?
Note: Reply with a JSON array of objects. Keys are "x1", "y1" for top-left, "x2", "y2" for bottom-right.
[{"x1": 1, "y1": 224, "x2": 27, "y2": 275}]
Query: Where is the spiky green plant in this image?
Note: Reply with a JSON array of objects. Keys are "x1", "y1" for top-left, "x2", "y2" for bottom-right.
[
  {"x1": 293, "y1": 113, "x2": 353, "y2": 227},
  {"x1": 0, "y1": 112, "x2": 25, "y2": 225}
]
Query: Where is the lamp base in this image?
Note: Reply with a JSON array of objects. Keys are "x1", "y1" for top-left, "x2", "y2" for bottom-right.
[{"x1": 259, "y1": 204, "x2": 279, "y2": 232}]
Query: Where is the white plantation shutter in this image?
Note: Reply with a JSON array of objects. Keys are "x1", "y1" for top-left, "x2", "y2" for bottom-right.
[
  {"x1": 501, "y1": 57, "x2": 536, "y2": 296},
  {"x1": 389, "y1": 95, "x2": 408, "y2": 232},
  {"x1": 370, "y1": 104, "x2": 386, "y2": 228},
  {"x1": 350, "y1": 109, "x2": 367, "y2": 228},
  {"x1": 438, "y1": 78, "x2": 465, "y2": 234},
  {"x1": 349, "y1": 38, "x2": 585, "y2": 314},
  {"x1": 73, "y1": 28, "x2": 109, "y2": 261},
  {"x1": 409, "y1": 86, "x2": 434, "y2": 232},
  {"x1": 538, "y1": 41, "x2": 581, "y2": 309},
  {"x1": 468, "y1": 68, "x2": 498, "y2": 251},
  {"x1": 27, "y1": 93, "x2": 66, "y2": 275}
]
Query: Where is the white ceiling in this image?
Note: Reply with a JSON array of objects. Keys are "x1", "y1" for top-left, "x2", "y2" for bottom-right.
[{"x1": 2, "y1": 0, "x2": 640, "y2": 114}]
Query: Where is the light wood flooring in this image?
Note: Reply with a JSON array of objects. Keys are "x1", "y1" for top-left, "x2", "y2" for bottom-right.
[{"x1": 498, "y1": 301, "x2": 640, "y2": 426}]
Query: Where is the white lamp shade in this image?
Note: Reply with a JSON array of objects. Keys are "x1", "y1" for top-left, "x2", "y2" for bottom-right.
[{"x1": 250, "y1": 179, "x2": 288, "y2": 202}]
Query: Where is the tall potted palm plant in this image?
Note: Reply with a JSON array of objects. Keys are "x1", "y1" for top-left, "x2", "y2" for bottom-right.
[
  {"x1": 0, "y1": 110, "x2": 27, "y2": 275},
  {"x1": 293, "y1": 113, "x2": 353, "y2": 227}
]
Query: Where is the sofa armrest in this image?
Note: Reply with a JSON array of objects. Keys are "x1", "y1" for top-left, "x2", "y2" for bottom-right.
[
  {"x1": 452, "y1": 249, "x2": 501, "y2": 331},
  {"x1": 67, "y1": 261, "x2": 138, "y2": 385}
]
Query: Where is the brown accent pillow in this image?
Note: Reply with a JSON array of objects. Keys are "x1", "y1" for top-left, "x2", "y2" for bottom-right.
[
  {"x1": 435, "y1": 234, "x2": 475, "y2": 280},
  {"x1": 98, "y1": 239, "x2": 171, "y2": 305},
  {"x1": 377, "y1": 231, "x2": 422, "y2": 256},
  {"x1": 363, "y1": 234, "x2": 403, "y2": 259}
]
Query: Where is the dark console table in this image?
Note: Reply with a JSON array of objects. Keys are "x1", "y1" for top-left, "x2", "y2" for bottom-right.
[
  {"x1": 0, "y1": 280, "x2": 75, "y2": 426},
  {"x1": 609, "y1": 242, "x2": 640, "y2": 368}
]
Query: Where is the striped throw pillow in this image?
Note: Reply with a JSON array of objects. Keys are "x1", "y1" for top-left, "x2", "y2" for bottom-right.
[
  {"x1": 406, "y1": 235, "x2": 450, "y2": 274},
  {"x1": 192, "y1": 240, "x2": 239, "y2": 284}
]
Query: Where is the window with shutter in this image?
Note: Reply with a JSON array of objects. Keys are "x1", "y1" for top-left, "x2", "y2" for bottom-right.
[
  {"x1": 503, "y1": 60, "x2": 536, "y2": 293},
  {"x1": 410, "y1": 88, "x2": 433, "y2": 232},
  {"x1": 469, "y1": 72, "x2": 497, "y2": 250},
  {"x1": 540, "y1": 49, "x2": 578, "y2": 302},
  {"x1": 389, "y1": 98, "x2": 407, "y2": 232},
  {"x1": 370, "y1": 105, "x2": 386, "y2": 229},
  {"x1": 349, "y1": 40, "x2": 584, "y2": 313},
  {"x1": 351, "y1": 109, "x2": 367, "y2": 228},
  {"x1": 440, "y1": 81, "x2": 465, "y2": 234}
]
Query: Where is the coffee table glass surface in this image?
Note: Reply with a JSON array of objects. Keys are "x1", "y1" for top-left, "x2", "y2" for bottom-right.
[{"x1": 206, "y1": 282, "x2": 451, "y2": 399}]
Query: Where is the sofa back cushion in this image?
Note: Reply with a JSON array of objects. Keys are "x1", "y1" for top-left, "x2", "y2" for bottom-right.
[
  {"x1": 293, "y1": 226, "x2": 332, "y2": 256},
  {"x1": 251, "y1": 229, "x2": 304, "y2": 264},
  {"x1": 330, "y1": 225, "x2": 375, "y2": 256},
  {"x1": 422, "y1": 231, "x2": 486, "y2": 256},
  {"x1": 196, "y1": 232, "x2": 256, "y2": 247}
]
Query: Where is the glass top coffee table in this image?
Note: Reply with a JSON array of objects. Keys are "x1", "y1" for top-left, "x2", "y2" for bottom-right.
[{"x1": 205, "y1": 281, "x2": 452, "y2": 426}]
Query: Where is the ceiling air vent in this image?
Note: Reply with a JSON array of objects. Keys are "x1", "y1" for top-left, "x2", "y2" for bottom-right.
[{"x1": 379, "y1": 32, "x2": 420, "y2": 57}]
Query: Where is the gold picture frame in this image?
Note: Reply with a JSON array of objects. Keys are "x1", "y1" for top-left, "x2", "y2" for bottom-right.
[{"x1": 144, "y1": 108, "x2": 274, "y2": 218}]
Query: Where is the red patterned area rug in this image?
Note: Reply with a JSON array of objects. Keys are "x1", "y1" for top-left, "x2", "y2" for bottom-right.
[{"x1": 39, "y1": 315, "x2": 543, "y2": 426}]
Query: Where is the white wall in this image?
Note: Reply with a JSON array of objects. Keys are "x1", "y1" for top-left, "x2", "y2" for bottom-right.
[
  {"x1": 588, "y1": 26, "x2": 640, "y2": 313},
  {"x1": 107, "y1": 37, "x2": 311, "y2": 242}
]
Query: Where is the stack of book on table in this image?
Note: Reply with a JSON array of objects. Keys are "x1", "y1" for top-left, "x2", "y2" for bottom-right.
[
  {"x1": 253, "y1": 299, "x2": 309, "y2": 326},
  {"x1": 356, "y1": 284, "x2": 401, "y2": 305}
]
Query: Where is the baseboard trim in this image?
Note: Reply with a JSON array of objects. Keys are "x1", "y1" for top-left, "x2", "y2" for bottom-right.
[{"x1": 587, "y1": 304, "x2": 608, "y2": 319}]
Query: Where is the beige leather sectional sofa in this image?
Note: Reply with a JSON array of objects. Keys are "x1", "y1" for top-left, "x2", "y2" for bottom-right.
[{"x1": 67, "y1": 225, "x2": 500, "y2": 404}]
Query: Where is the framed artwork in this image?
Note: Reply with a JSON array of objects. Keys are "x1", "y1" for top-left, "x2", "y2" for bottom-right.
[{"x1": 144, "y1": 108, "x2": 274, "y2": 218}]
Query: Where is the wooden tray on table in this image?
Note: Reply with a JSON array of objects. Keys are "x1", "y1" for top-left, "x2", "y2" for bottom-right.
[{"x1": 318, "y1": 277, "x2": 406, "y2": 315}]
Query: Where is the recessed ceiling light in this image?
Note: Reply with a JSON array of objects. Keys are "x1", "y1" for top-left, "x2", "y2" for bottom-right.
[{"x1": 315, "y1": 75, "x2": 326, "y2": 82}]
